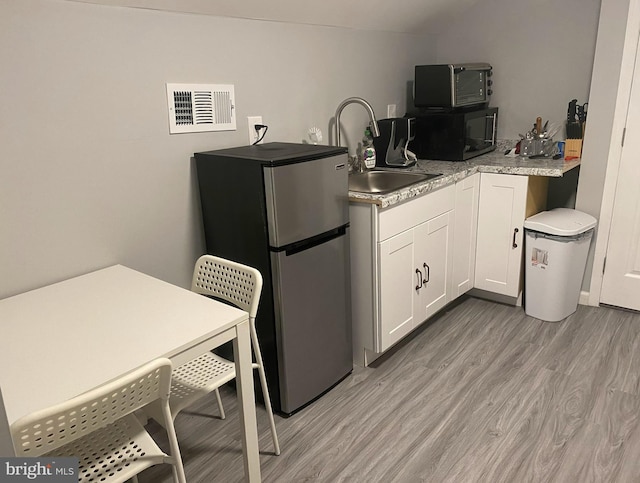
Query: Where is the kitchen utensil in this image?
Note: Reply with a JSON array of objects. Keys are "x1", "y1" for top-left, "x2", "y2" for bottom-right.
[
  {"x1": 546, "y1": 121, "x2": 562, "y2": 139},
  {"x1": 577, "y1": 104, "x2": 587, "y2": 124},
  {"x1": 567, "y1": 99, "x2": 578, "y2": 123},
  {"x1": 536, "y1": 117, "x2": 542, "y2": 135}
]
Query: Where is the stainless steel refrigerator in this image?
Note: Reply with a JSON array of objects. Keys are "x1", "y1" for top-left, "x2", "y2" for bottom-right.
[{"x1": 194, "y1": 142, "x2": 352, "y2": 415}]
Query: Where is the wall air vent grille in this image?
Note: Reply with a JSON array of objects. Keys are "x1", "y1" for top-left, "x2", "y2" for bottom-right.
[
  {"x1": 166, "y1": 83, "x2": 236, "y2": 134},
  {"x1": 174, "y1": 91, "x2": 194, "y2": 125}
]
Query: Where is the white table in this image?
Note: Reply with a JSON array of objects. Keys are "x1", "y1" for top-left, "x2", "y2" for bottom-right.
[{"x1": 0, "y1": 265, "x2": 261, "y2": 482}]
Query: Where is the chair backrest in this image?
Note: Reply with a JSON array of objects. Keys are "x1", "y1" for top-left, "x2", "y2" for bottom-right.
[
  {"x1": 191, "y1": 255, "x2": 263, "y2": 318},
  {"x1": 11, "y1": 358, "x2": 173, "y2": 457}
]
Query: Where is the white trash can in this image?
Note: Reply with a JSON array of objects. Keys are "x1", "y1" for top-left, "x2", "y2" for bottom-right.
[{"x1": 524, "y1": 208, "x2": 597, "y2": 322}]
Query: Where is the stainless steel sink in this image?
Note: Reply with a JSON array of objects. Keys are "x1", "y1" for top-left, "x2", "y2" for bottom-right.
[{"x1": 349, "y1": 170, "x2": 441, "y2": 194}]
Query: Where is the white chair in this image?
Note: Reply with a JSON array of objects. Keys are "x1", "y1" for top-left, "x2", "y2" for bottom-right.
[
  {"x1": 170, "y1": 255, "x2": 281, "y2": 455},
  {"x1": 11, "y1": 358, "x2": 186, "y2": 483}
]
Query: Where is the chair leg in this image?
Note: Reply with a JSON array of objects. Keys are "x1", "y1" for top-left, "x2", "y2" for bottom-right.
[
  {"x1": 250, "y1": 322, "x2": 281, "y2": 456},
  {"x1": 257, "y1": 362, "x2": 281, "y2": 455},
  {"x1": 214, "y1": 388, "x2": 226, "y2": 420},
  {"x1": 162, "y1": 404, "x2": 187, "y2": 483}
]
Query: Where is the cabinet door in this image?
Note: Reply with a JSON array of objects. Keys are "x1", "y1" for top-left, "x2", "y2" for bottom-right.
[
  {"x1": 475, "y1": 173, "x2": 528, "y2": 297},
  {"x1": 414, "y1": 211, "x2": 453, "y2": 324},
  {"x1": 452, "y1": 173, "x2": 480, "y2": 298},
  {"x1": 378, "y1": 230, "x2": 415, "y2": 352}
]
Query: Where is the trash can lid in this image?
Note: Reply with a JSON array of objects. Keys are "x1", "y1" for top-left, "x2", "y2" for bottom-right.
[{"x1": 524, "y1": 208, "x2": 597, "y2": 236}]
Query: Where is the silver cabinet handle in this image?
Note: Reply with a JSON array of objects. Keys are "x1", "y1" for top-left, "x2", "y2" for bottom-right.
[
  {"x1": 485, "y1": 113, "x2": 498, "y2": 144},
  {"x1": 423, "y1": 263, "x2": 430, "y2": 283},
  {"x1": 512, "y1": 228, "x2": 519, "y2": 248},
  {"x1": 491, "y1": 113, "x2": 498, "y2": 145},
  {"x1": 415, "y1": 268, "x2": 423, "y2": 291}
]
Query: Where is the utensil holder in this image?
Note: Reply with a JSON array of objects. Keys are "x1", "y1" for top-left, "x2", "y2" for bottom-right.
[{"x1": 520, "y1": 138, "x2": 555, "y2": 157}]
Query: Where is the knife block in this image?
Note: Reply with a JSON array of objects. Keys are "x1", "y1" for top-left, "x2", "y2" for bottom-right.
[
  {"x1": 565, "y1": 138, "x2": 582, "y2": 158},
  {"x1": 565, "y1": 120, "x2": 584, "y2": 159}
]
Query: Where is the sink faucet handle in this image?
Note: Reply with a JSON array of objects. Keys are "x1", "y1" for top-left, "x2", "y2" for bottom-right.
[{"x1": 369, "y1": 119, "x2": 381, "y2": 138}]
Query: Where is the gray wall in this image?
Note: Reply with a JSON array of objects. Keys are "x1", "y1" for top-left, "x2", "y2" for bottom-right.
[
  {"x1": 0, "y1": 0, "x2": 435, "y2": 299},
  {"x1": 0, "y1": 0, "x2": 613, "y2": 301},
  {"x1": 434, "y1": 0, "x2": 601, "y2": 142}
]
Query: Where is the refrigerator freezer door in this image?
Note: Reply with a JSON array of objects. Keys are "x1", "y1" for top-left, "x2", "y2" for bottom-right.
[
  {"x1": 264, "y1": 154, "x2": 349, "y2": 247},
  {"x1": 271, "y1": 231, "x2": 352, "y2": 414}
]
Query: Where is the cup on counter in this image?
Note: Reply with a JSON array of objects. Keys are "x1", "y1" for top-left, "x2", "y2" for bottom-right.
[{"x1": 557, "y1": 141, "x2": 565, "y2": 158}]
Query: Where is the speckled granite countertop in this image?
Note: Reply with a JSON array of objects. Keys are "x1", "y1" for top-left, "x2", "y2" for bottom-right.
[{"x1": 349, "y1": 141, "x2": 581, "y2": 208}]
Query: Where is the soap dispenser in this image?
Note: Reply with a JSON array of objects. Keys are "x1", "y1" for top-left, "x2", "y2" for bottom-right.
[{"x1": 359, "y1": 127, "x2": 377, "y2": 171}]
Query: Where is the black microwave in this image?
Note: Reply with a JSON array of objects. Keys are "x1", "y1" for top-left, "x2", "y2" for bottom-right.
[
  {"x1": 414, "y1": 63, "x2": 493, "y2": 109},
  {"x1": 408, "y1": 107, "x2": 498, "y2": 161}
]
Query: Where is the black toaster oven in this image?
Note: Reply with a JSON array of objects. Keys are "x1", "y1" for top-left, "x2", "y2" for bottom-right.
[{"x1": 414, "y1": 63, "x2": 493, "y2": 109}]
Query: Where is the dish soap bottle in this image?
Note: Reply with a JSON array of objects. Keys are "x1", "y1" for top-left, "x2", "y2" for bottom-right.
[{"x1": 361, "y1": 127, "x2": 377, "y2": 170}]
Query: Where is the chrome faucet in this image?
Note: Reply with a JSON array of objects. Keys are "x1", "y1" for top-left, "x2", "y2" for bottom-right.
[{"x1": 334, "y1": 97, "x2": 380, "y2": 148}]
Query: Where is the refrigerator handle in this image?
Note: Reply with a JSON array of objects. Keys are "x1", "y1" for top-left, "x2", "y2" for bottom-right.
[{"x1": 279, "y1": 225, "x2": 348, "y2": 256}]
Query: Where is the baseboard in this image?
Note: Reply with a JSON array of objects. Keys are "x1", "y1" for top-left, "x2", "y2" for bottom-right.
[
  {"x1": 468, "y1": 288, "x2": 522, "y2": 307},
  {"x1": 471, "y1": 289, "x2": 595, "y2": 308},
  {"x1": 579, "y1": 290, "x2": 597, "y2": 307},
  {"x1": 353, "y1": 346, "x2": 384, "y2": 367}
]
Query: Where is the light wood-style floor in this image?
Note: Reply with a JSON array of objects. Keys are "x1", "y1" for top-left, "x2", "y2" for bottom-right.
[{"x1": 140, "y1": 296, "x2": 640, "y2": 482}]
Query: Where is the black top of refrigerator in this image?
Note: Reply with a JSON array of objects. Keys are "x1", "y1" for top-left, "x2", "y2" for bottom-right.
[{"x1": 196, "y1": 142, "x2": 347, "y2": 166}]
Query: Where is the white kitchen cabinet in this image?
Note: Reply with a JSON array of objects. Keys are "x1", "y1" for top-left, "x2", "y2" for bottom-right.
[
  {"x1": 451, "y1": 173, "x2": 480, "y2": 299},
  {"x1": 474, "y1": 173, "x2": 528, "y2": 298},
  {"x1": 378, "y1": 229, "x2": 415, "y2": 349},
  {"x1": 351, "y1": 184, "x2": 455, "y2": 364},
  {"x1": 377, "y1": 209, "x2": 453, "y2": 351},
  {"x1": 413, "y1": 211, "x2": 453, "y2": 322},
  {"x1": 351, "y1": 171, "x2": 546, "y2": 366}
]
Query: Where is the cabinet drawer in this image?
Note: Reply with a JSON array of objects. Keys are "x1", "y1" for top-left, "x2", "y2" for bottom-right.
[{"x1": 378, "y1": 184, "x2": 455, "y2": 241}]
